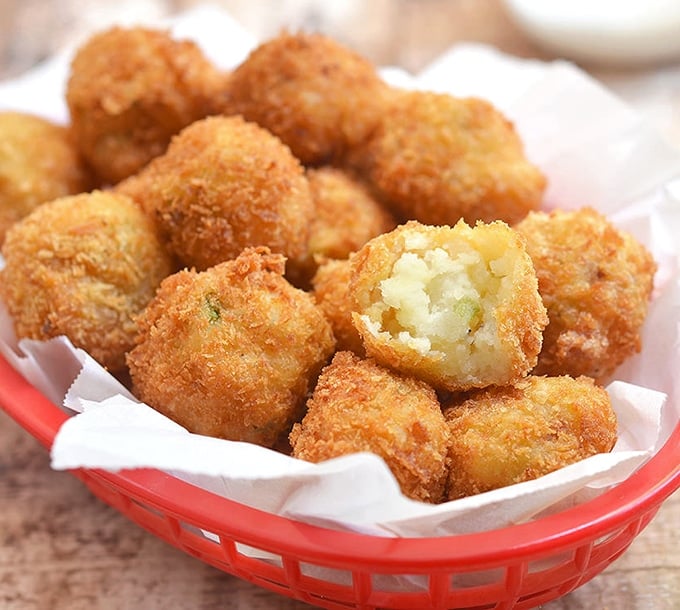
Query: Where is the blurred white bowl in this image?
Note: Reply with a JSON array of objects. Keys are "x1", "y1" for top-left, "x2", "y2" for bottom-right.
[{"x1": 502, "y1": 0, "x2": 680, "y2": 66}]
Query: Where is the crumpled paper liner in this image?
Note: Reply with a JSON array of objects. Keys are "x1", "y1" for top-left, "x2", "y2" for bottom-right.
[{"x1": 0, "y1": 6, "x2": 679, "y2": 542}]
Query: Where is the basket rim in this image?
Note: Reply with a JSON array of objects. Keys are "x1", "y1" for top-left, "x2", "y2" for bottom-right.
[{"x1": 1, "y1": 351, "x2": 678, "y2": 571}]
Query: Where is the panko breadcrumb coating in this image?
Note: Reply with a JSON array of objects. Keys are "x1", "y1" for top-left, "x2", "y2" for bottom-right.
[
  {"x1": 311, "y1": 257, "x2": 365, "y2": 355},
  {"x1": 66, "y1": 26, "x2": 229, "y2": 184},
  {"x1": 0, "y1": 112, "x2": 92, "y2": 245},
  {"x1": 0, "y1": 190, "x2": 174, "y2": 372},
  {"x1": 225, "y1": 31, "x2": 391, "y2": 165},
  {"x1": 443, "y1": 375, "x2": 618, "y2": 499},
  {"x1": 290, "y1": 351, "x2": 450, "y2": 503},
  {"x1": 350, "y1": 220, "x2": 547, "y2": 392},
  {"x1": 355, "y1": 90, "x2": 546, "y2": 226},
  {"x1": 127, "y1": 248, "x2": 336, "y2": 448},
  {"x1": 117, "y1": 115, "x2": 314, "y2": 271},
  {"x1": 287, "y1": 167, "x2": 397, "y2": 287},
  {"x1": 514, "y1": 207, "x2": 656, "y2": 381}
]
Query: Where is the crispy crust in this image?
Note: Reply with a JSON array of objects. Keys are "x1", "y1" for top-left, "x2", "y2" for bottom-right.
[
  {"x1": 225, "y1": 31, "x2": 391, "y2": 165},
  {"x1": 67, "y1": 26, "x2": 229, "y2": 184},
  {"x1": 126, "y1": 247, "x2": 336, "y2": 448},
  {"x1": 0, "y1": 190, "x2": 173, "y2": 371},
  {"x1": 356, "y1": 90, "x2": 546, "y2": 226},
  {"x1": 443, "y1": 375, "x2": 618, "y2": 499},
  {"x1": 515, "y1": 207, "x2": 656, "y2": 381},
  {"x1": 0, "y1": 112, "x2": 92, "y2": 245},
  {"x1": 349, "y1": 220, "x2": 547, "y2": 391},
  {"x1": 117, "y1": 115, "x2": 314, "y2": 271},
  {"x1": 311, "y1": 257, "x2": 365, "y2": 355},
  {"x1": 290, "y1": 351, "x2": 450, "y2": 503},
  {"x1": 287, "y1": 167, "x2": 396, "y2": 287}
]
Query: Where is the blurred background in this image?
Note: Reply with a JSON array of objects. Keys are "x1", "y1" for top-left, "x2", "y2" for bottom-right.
[
  {"x1": 2, "y1": 0, "x2": 679, "y2": 143},
  {"x1": 0, "y1": 0, "x2": 550, "y2": 79}
]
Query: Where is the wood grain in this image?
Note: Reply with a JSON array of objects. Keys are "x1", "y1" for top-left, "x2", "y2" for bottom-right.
[{"x1": 1, "y1": 1, "x2": 679, "y2": 609}]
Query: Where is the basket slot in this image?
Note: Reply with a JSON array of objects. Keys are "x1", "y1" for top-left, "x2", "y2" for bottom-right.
[
  {"x1": 281, "y1": 555, "x2": 321, "y2": 604},
  {"x1": 450, "y1": 567, "x2": 504, "y2": 589},
  {"x1": 427, "y1": 573, "x2": 508, "y2": 610},
  {"x1": 297, "y1": 567, "x2": 362, "y2": 608},
  {"x1": 304, "y1": 593, "x2": 358, "y2": 609},
  {"x1": 446, "y1": 571, "x2": 507, "y2": 608},
  {"x1": 299, "y1": 561, "x2": 353, "y2": 586},
  {"x1": 372, "y1": 573, "x2": 428, "y2": 592},
  {"x1": 438, "y1": 563, "x2": 526, "y2": 610},
  {"x1": 522, "y1": 546, "x2": 590, "y2": 601},
  {"x1": 492, "y1": 563, "x2": 526, "y2": 609},
  {"x1": 590, "y1": 515, "x2": 646, "y2": 567},
  {"x1": 218, "y1": 543, "x2": 293, "y2": 595}
]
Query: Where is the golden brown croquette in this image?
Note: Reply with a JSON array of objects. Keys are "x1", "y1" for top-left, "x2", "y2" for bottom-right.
[
  {"x1": 311, "y1": 257, "x2": 365, "y2": 355},
  {"x1": 0, "y1": 111, "x2": 92, "y2": 245},
  {"x1": 286, "y1": 166, "x2": 396, "y2": 287},
  {"x1": 225, "y1": 31, "x2": 391, "y2": 165},
  {"x1": 290, "y1": 351, "x2": 450, "y2": 503},
  {"x1": 350, "y1": 220, "x2": 547, "y2": 392},
  {"x1": 117, "y1": 115, "x2": 314, "y2": 271},
  {"x1": 443, "y1": 375, "x2": 618, "y2": 499},
  {"x1": 515, "y1": 207, "x2": 656, "y2": 381},
  {"x1": 66, "y1": 26, "x2": 229, "y2": 184},
  {"x1": 356, "y1": 90, "x2": 546, "y2": 226},
  {"x1": 127, "y1": 247, "x2": 336, "y2": 448},
  {"x1": 0, "y1": 190, "x2": 174, "y2": 372}
]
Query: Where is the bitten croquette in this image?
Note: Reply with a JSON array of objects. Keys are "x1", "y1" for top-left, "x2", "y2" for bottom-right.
[{"x1": 350, "y1": 220, "x2": 548, "y2": 392}]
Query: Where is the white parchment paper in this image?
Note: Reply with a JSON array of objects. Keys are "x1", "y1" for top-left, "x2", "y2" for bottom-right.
[{"x1": 1, "y1": 6, "x2": 678, "y2": 540}]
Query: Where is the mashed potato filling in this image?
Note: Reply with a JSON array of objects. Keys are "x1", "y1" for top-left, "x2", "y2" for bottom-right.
[
  {"x1": 378, "y1": 247, "x2": 485, "y2": 353},
  {"x1": 360, "y1": 241, "x2": 518, "y2": 376},
  {"x1": 352, "y1": 220, "x2": 546, "y2": 390}
]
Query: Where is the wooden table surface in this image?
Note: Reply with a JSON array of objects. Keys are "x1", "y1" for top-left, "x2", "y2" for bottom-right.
[{"x1": 1, "y1": 1, "x2": 679, "y2": 609}]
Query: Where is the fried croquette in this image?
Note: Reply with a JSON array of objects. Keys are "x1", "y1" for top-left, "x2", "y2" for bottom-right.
[
  {"x1": 117, "y1": 115, "x2": 314, "y2": 271},
  {"x1": 443, "y1": 375, "x2": 618, "y2": 499},
  {"x1": 66, "y1": 26, "x2": 229, "y2": 184},
  {"x1": 290, "y1": 351, "x2": 450, "y2": 503},
  {"x1": 126, "y1": 248, "x2": 336, "y2": 448},
  {"x1": 225, "y1": 31, "x2": 391, "y2": 165},
  {"x1": 286, "y1": 167, "x2": 397, "y2": 287},
  {"x1": 0, "y1": 190, "x2": 174, "y2": 372},
  {"x1": 350, "y1": 220, "x2": 548, "y2": 392},
  {"x1": 311, "y1": 257, "x2": 365, "y2": 355},
  {"x1": 355, "y1": 90, "x2": 546, "y2": 226},
  {"x1": 514, "y1": 207, "x2": 656, "y2": 381},
  {"x1": 0, "y1": 111, "x2": 92, "y2": 245}
]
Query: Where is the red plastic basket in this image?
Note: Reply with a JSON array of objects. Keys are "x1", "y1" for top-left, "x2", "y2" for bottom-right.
[{"x1": 1, "y1": 351, "x2": 678, "y2": 610}]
